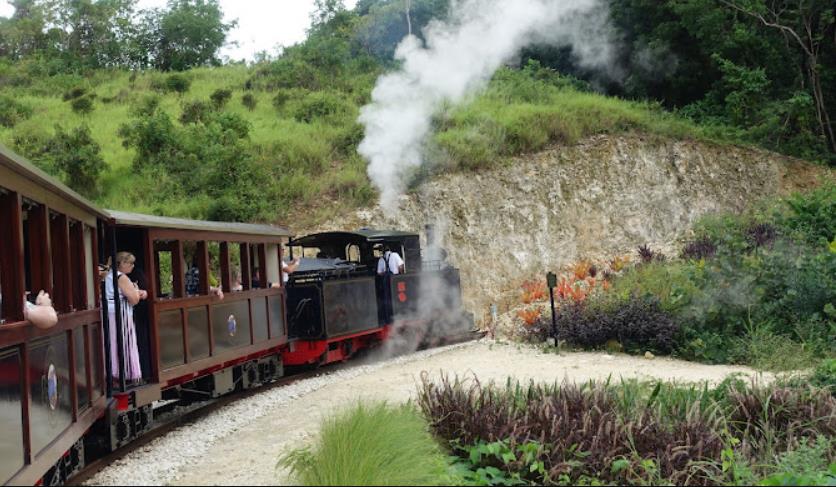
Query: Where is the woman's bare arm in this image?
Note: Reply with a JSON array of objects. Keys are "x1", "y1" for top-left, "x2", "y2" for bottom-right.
[{"x1": 118, "y1": 274, "x2": 142, "y2": 306}]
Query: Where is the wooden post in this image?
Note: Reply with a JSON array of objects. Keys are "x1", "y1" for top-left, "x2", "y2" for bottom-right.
[
  {"x1": 172, "y1": 240, "x2": 185, "y2": 298},
  {"x1": 27, "y1": 204, "x2": 52, "y2": 299},
  {"x1": 197, "y1": 241, "x2": 209, "y2": 295},
  {"x1": 220, "y1": 242, "x2": 231, "y2": 292},
  {"x1": 50, "y1": 213, "x2": 72, "y2": 313},
  {"x1": 1, "y1": 191, "x2": 25, "y2": 322}
]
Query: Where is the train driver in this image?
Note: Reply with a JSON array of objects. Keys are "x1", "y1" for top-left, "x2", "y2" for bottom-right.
[{"x1": 377, "y1": 245, "x2": 405, "y2": 276}]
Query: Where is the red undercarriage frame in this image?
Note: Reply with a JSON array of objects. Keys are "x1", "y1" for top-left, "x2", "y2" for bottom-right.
[{"x1": 283, "y1": 324, "x2": 393, "y2": 366}]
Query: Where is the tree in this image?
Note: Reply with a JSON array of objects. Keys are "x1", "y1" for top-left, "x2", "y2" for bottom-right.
[
  {"x1": 156, "y1": 0, "x2": 235, "y2": 71},
  {"x1": 49, "y1": 124, "x2": 106, "y2": 197},
  {"x1": 311, "y1": 0, "x2": 346, "y2": 28},
  {"x1": 720, "y1": 0, "x2": 835, "y2": 155}
]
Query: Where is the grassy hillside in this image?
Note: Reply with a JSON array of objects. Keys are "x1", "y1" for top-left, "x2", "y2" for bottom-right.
[{"x1": 0, "y1": 60, "x2": 743, "y2": 225}]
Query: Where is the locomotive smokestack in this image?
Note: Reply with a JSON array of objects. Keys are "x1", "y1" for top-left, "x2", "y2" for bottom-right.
[{"x1": 425, "y1": 224, "x2": 435, "y2": 249}]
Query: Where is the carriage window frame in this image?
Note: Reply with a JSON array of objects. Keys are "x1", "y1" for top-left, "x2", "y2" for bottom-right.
[{"x1": 153, "y1": 240, "x2": 181, "y2": 299}]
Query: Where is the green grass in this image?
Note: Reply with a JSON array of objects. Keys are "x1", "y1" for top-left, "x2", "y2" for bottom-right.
[
  {"x1": 279, "y1": 402, "x2": 453, "y2": 486},
  {"x1": 0, "y1": 63, "x2": 747, "y2": 225}
]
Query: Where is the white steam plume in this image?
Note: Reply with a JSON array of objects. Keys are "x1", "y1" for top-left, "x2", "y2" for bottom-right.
[{"x1": 358, "y1": 0, "x2": 616, "y2": 208}]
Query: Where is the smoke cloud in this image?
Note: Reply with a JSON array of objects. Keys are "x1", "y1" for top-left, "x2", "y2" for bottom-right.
[{"x1": 358, "y1": 0, "x2": 617, "y2": 208}]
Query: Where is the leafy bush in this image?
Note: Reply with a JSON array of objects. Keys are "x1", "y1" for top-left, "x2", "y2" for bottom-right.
[
  {"x1": 778, "y1": 184, "x2": 836, "y2": 245},
  {"x1": 163, "y1": 73, "x2": 191, "y2": 94},
  {"x1": 811, "y1": 359, "x2": 836, "y2": 394},
  {"x1": 48, "y1": 124, "x2": 106, "y2": 197},
  {"x1": 241, "y1": 93, "x2": 257, "y2": 111},
  {"x1": 682, "y1": 236, "x2": 718, "y2": 260},
  {"x1": 0, "y1": 95, "x2": 33, "y2": 127},
  {"x1": 210, "y1": 88, "x2": 232, "y2": 109},
  {"x1": 279, "y1": 402, "x2": 451, "y2": 486},
  {"x1": 555, "y1": 297, "x2": 679, "y2": 354},
  {"x1": 638, "y1": 244, "x2": 665, "y2": 263},
  {"x1": 70, "y1": 95, "x2": 95, "y2": 115},
  {"x1": 291, "y1": 90, "x2": 355, "y2": 124},
  {"x1": 62, "y1": 86, "x2": 87, "y2": 101},
  {"x1": 179, "y1": 100, "x2": 211, "y2": 125},
  {"x1": 746, "y1": 222, "x2": 778, "y2": 250}
]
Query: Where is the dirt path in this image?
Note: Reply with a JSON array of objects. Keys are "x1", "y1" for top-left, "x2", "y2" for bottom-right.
[{"x1": 160, "y1": 341, "x2": 765, "y2": 486}]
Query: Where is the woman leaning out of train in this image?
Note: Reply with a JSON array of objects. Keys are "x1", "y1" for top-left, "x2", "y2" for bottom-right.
[{"x1": 105, "y1": 252, "x2": 148, "y2": 386}]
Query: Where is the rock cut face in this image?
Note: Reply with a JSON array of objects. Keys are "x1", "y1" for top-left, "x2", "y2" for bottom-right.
[{"x1": 321, "y1": 133, "x2": 830, "y2": 326}]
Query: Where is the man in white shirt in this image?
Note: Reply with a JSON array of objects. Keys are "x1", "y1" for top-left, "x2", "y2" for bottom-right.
[
  {"x1": 377, "y1": 246, "x2": 405, "y2": 275},
  {"x1": 282, "y1": 258, "x2": 300, "y2": 284}
]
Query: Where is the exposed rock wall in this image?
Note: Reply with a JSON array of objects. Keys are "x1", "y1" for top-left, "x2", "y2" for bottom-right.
[{"x1": 314, "y1": 133, "x2": 830, "y2": 325}]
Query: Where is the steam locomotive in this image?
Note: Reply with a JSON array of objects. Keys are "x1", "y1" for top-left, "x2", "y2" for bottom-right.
[{"x1": 0, "y1": 144, "x2": 472, "y2": 485}]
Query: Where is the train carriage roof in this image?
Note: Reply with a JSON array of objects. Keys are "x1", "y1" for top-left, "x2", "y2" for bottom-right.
[
  {"x1": 109, "y1": 210, "x2": 292, "y2": 237},
  {"x1": 289, "y1": 229, "x2": 418, "y2": 247},
  {"x1": 0, "y1": 143, "x2": 109, "y2": 219}
]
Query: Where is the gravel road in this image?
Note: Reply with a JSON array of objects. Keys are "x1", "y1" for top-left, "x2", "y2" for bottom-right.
[{"x1": 85, "y1": 340, "x2": 767, "y2": 486}]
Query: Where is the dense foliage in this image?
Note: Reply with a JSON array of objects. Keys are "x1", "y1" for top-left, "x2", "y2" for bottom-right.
[
  {"x1": 0, "y1": 0, "x2": 233, "y2": 71},
  {"x1": 0, "y1": 0, "x2": 832, "y2": 223},
  {"x1": 419, "y1": 375, "x2": 836, "y2": 486},
  {"x1": 513, "y1": 184, "x2": 836, "y2": 371}
]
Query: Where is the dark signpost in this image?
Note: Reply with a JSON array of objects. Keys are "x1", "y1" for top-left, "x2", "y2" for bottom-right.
[{"x1": 546, "y1": 271, "x2": 557, "y2": 342}]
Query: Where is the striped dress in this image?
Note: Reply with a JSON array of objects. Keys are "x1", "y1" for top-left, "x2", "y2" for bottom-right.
[{"x1": 105, "y1": 272, "x2": 143, "y2": 381}]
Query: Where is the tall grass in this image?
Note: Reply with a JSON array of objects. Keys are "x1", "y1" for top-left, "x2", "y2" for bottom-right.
[{"x1": 279, "y1": 402, "x2": 452, "y2": 486}]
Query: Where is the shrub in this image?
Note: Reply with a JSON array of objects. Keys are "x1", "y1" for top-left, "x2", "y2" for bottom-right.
[
  {"x1": 0, "y1": 95, "x2": 33, "y2": 127},
  {"x1": 558, "y1": 297, "x2": 679, "y2": 354},
  {"x1": 279, "y1": 402, "x2": 451, "y2": 486},
  {"x1": 164, "y1": 73, "x2": 191, "y2": 94},
  {"x1": 779, "y1": 184, "x2": 836, "y2": 244},
  {"x1": 62, "y1": 86, "x2": 87, "y2": 101},
  {"x1": 521, "y1": 296, "x2": 679, "y2": 354},
  {"x1": 637, "y1": 244, "x2": 665, "y2": 263},
  {"x1": 179, "y1": 100, "x2": 211, "y2": 125},
  {"x1": 48, "y1": 124, "x2": 106, "y2": 197},
  {"x1": 210, "y1": 88, "x2": 232, "y2": 109},
  {"x1": 291, "y1": 91, "x2": 354, "y2": 123},
  {"x1": 241, "y1": 93, "x2": 257, "y2": 111},
  {"x1": 70, "y1": 95, "x2": 95, "y2": 115},
  {"x1": 681, "y1": 236, "x2": 717, "y2": 260},
  {"x1": 811, "y1": 359, "x2": 836, "y2": 394},
  {"x1": 130, "y1": 94, "x2": 162, "y2": 117},
  {"x1": 745, "y1": 222, "x2": 778, "y2": 250}
]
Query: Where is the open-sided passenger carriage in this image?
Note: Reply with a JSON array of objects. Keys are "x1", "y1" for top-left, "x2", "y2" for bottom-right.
[
  {"x1": 103, "y1": 212, "x2": 293, "y2": 448},
  {"x1": 0, "y1": 146, "x2": 108, "y2": 485}
]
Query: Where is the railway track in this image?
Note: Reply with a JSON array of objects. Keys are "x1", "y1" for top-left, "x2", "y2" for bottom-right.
[
  {"x1": 68, "y1": 364, "x2": 342, "y2": 486},
  {"x1": 68, "y1": 331, "x2": 482, "y2": 485}
]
